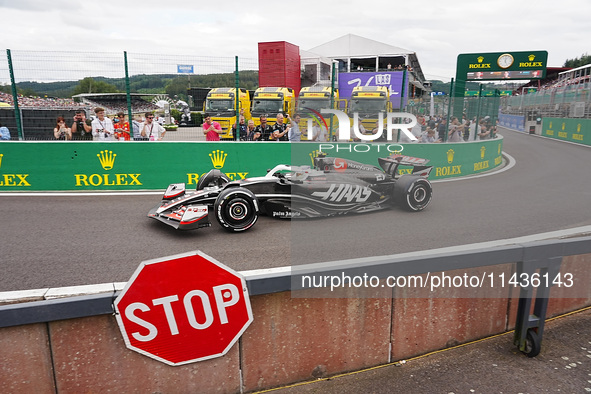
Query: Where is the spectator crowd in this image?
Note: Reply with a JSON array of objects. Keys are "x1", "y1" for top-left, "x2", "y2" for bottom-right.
[
  {"x1": 79, "y1": 98, "x2": 159, "y2": 115},
  {"x1": 0, "y1": 90, "x2": 498, "y2": 143},
  {"x1": 0, "y1": 92, "x2": 159, "y2": 114},
  {"x1": 0, "y1": 92, "x2": 83, "y2": 108},
  {"x1": 204, "y1": 112, "x2": 498, "y2": 143}
]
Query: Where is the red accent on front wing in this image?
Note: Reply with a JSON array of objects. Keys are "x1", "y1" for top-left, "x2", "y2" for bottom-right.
[
  {"x1": 180, "y1": 215, "x2": 207, "y2": 225},
  {"x1": 164, "y1": 212, "x2": 183, "y2": 220},
  {"x1": 164, "y1": 190, "x2": 185, "y2": 199}
]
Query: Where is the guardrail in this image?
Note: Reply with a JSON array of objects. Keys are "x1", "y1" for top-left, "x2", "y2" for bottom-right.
[
  {"x1": 2, "y1": 231, "x2": 590, "y2": 326},
  {"x1": 1, "y1": 228, "x2": 590, "y2": 392}
]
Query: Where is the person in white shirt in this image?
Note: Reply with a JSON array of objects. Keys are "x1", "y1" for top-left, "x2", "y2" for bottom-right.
[
  {"x1": 400, "y1": 120, "x2": 423, "y2": 143},
  {"x1": 141, "y1": 112, "x2": 166, "y2": 141},
  {"x1": 310, "y1": 123, "x2": 328, "y2": 142},
  {"x1": 91, "y1": 107, "x2": 115, "y2": 141},
  {"x1": 288, "y1": 114, "x2": 302, "y2": 141}
]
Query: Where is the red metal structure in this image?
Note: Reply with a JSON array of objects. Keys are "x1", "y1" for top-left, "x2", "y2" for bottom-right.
[{"x1": 258, "y1": 41, "x2": 301, "y2": 96}]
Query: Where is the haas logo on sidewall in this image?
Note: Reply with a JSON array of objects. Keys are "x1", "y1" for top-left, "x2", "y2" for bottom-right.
[{"x1": 312, "y1": 184, "x2": 371, "y2": 203}]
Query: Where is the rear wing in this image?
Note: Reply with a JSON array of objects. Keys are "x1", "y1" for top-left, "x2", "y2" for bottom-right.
[
  {"x1": 378, "y1": 155, "x2": 433, "y2": 178},
  {"x1": 314, "y1": 155, "x2": 382, "y2": 173},
  {"x1": 312, "y1": 152, "x2": 432, "y2": 178}
]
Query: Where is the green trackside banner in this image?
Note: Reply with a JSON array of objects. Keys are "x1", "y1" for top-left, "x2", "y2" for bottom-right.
[
  {"x1": 542, "y1": 118, "x2": 591, "y2": 146},
  {"x1": 0, "y1": 142, "x2": 290, "y2": 191},
  {"x1": 0, "y1": 139, "x2": 503, "y2": 191}
]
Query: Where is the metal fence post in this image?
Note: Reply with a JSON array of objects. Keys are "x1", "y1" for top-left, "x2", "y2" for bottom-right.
[
  {"x1": 474, "y1": 84, "x2": 483, "y2": 141},
  {"x1": 6, "y1": 49, "x2": 23, "y2": 140},
  {"x1": 513, "y1": 255, "x2": 563, "y2": 357},
  {"x1": 329, "y1": 61, "x2": 336, "y2": 141},
  {"x1": 400, "y1": 68, "x2": 407, "y2": 111},
  {"x1": 444, "y1": 78, "x2": 454, "y2": 142},
  {"x1": 235, "y1": 56, "x2": 240, "y2": 141},
  {"x1": 124, "y1": 51, "x2": 133, "y2": 138}
]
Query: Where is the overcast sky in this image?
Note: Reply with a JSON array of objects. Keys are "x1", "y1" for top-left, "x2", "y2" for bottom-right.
[{"x1": 1, "y1": 0, "x2": 589, "y2": 82}]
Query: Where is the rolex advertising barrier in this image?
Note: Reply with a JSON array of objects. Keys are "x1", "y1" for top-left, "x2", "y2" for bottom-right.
[
  {"x1": 0, "y1": 138, "x2": 504, "y2": 191},
  {"x1": 499, "y1": 114, "x2": 590, "y2": 147},
  {"x1": 541, "y1": 118, "x2": 591, "y2": 146}
]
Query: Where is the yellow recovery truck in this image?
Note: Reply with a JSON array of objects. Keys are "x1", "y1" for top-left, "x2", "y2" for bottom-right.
[
  {"x1": 347, "y1": 86, "x2": 392, "y2": 132},
  {"x1": 295, "y1": 86, "x2": 342, "y2": 139},
  {"x1": 204, "y1": 88, "x2": 251, "y2": 139},
  {"x1": 250, "y1": 87, "x2": 294, "y2": 126}
]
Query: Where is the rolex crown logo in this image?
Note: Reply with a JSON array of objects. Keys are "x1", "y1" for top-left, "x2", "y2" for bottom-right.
[
  {"x1": 309, "y1": 150, "x2": 320, "y2": 166},
  {"x1": 528, "y1": 54, "x2": 535, "y2": 61},
  {"x1": 446, "y1": 149, "x2": 455, "y2": 164},
  {"x1": 480, "y1": 146, "x2": 486, "y2": 159},
  {"x1": 97, "y1": 150, "x2": 116, "y2": 170},
  {"x1": 477, "y1": 56, "x2": 484, "y2": 63},
  {"x1": 0, "y1": 153, "x2": 3, "y2": 169},
  {"x1": 577, "y1": 124, "x2": 581, "y2": 132},
  {"x1": 209, "y1": 150, "x2": 227, "y2": 169},
  {"x1": 498, "y1": 144, "x2": 501, "y2": 155},
  {"x1": 562, "y1": 123, "x2": 565, "y2": 131}
]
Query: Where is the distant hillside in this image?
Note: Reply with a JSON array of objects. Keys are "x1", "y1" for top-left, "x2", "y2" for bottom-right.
[{"x1": 3, "y1": 70, "x2": 259, "y2": 100}]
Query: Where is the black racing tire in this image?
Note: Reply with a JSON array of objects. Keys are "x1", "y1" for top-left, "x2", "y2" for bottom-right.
[
  {"x1": 393, "y1": 175, "x2": 433, "y2": 212},
  {"x1": 524, "y1": 329, "x2": 541, "y2": 358},
  {"x1": 197, "y1": 169, "x2": 230, "y2": 191},
  {"x1": 214, "y1": 188, "x2": 259, "y2": 232}
]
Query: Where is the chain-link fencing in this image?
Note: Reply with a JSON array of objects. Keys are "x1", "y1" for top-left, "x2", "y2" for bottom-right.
[{"x1": 0, "y1": 50, "x2": 258, "y2": 141}]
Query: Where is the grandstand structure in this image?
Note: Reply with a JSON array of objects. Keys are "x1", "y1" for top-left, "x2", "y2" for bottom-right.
[
  {"x1": 554, "y1": 63, "x2": 591, "y2": 89},
  {"x1": 72, "y1": 93, "x2": 160, "y2": 115},
  {"x1": 0, "y1": 92, "x2": 162, "y2": 140},
  {"x1": 304, "y1": 34, "x2": 430, "y2": 100},
  {"x1": 0, "y1": 91, "x2": 83, "y2": 109},
  {"x1": 501, "y1": 64, "x2": 591, "y2": 119}
]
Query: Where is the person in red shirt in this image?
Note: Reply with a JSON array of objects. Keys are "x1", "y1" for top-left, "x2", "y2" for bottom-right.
[
  {"x1": 114, "y1": 112, "x2": 131, "y2": 141},
  {"x1": 202, "y1": 113, "x2": 224, "y2": 141}
]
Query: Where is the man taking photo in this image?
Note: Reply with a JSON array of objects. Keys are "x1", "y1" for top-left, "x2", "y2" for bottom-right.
[{"x1": 71, "y1": 109, "x2": 92, "y2": 140}]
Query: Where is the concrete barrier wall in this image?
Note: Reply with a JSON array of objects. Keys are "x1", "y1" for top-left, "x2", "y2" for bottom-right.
[
  {"x1": 498, "y1": 113, "x2": 526, "y2": 132},
  {"x1": 541, "y1": 118, "x2": 591, "y2": 146},
  {"x1": 498, "y1": 114, "x2": 591, "y2": 147},
  {"x1": 1, "y1": 252, "x2": 590, "y2": 393}
]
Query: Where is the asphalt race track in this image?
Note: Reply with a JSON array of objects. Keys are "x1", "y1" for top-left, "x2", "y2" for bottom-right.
[{"x1": 1, "y1": 128, "x2": 590, "y2": 291}]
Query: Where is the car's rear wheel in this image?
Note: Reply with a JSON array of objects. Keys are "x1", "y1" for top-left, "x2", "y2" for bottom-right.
[
  {"x1": 214, "y1": 188, "x2": 259, "y2": 232},
  {"x1": 393, "y1": 175, "x2": 432, "y2": 211}
]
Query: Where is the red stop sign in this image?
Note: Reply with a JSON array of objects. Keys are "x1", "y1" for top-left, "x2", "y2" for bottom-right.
[{"x1": 114, "y1": 251, "x2": 253, "y2": 366}]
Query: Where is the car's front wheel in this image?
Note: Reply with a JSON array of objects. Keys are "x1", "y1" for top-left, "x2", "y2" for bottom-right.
[
  {"x1": 393, "y1": 175, "x2": 433, "y2": 212},
  {"x1": 214, "y1": 188, "x2": 259, "y2": 232}
]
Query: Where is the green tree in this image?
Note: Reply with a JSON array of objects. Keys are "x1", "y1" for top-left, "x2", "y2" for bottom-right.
[
  {"x1": 0, "y1": 84, "x2": 12, "y2": 94},
  {"x1": 563, "y1": 53, "x2": 591, "y2": 68},
  {"x1": 19, "y1": 87, "x2": 38, "y2": 97},
  {"x1": 72, "y1": 77, "x2": 120, "y2": 95},
  {"x1": 164, "y1": 77, "x2": 189, "y2": 100}
]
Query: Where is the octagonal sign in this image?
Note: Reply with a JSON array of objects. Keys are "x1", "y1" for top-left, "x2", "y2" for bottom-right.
[{"x1": 114, "y1": 251, "x2": 253, "y2": 366}]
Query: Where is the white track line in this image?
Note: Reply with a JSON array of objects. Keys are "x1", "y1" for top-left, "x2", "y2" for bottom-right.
[{"x1": 0, "y1": 191, "x2": 164, "y2": 197}]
